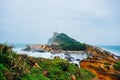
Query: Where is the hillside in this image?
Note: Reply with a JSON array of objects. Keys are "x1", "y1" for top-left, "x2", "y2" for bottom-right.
[
  {"x1": 48, "y1": 32, "x2": 79, "y2": 45},
  {"x1": 48, "y1": 32, "x2": 86, "y2": 51}
]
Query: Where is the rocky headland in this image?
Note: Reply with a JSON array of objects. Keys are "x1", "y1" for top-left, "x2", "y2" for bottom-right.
[
  {"x1": 80, "y1": 45, "x2": 120, "y2": 80},
  {"x1": 18, "y1": 32, "x2": 120, "y2": 80}
]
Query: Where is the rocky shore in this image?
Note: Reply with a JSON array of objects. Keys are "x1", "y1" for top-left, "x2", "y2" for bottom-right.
[
  {"x1": 80, "y1": 45, "x2": 120, "y2": 80},
  {"x1": 24, "y1": 44, "x2": 120, "y2": 80},
  {"x1": 22, "y1": 44, "x2": 63, "y2": 53},
  {"x1": 19, "y1": 44, "x2": 88, "y2": 67}
]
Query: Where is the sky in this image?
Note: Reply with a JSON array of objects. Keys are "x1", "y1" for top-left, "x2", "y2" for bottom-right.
[{"x1": 0, "y1": 0, "x2": 120, "y2": 45}]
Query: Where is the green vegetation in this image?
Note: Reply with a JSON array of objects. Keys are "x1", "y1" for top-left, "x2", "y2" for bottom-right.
[
  {"x1": 55, "y1": 33, "x2": 79, "y2": 45},
  {"x1": 60, "y1": 43, "x2": 86, "y2": 51},
  {"x1": 48, "y1": 33, "x2": 87, "y2": 51},
  {"x1": 48, "y1": 33, "x2": 79, "y2": 45},
  {"x1": 0, "y1": 64, "x2": 6, "y2": 80},
  {"x1": 113, "y1": 62, "x2": 120, "y2": 70},
  {"x1": 0, "y1": 44, "x2": 95, "y2": 80}
]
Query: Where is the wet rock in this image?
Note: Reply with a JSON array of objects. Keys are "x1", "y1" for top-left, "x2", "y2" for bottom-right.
[
  {"x1": 32, "y1": 49, "x2": 44, "y2": 53},
  {"x1": 22, "y1": 45, "x2": 31, "y2": 51},
  {"x1": 76, "y1": 59, "x2": 80, "y2": 61},
  {"x1": 74, "y1": 63, "x2": 79, "y2": 67},
  {"x1": 54, "y1": 56, "x2": 60, "y2": 59},
  {"x1": 65, "y1": 57, "x2": 74, "y2": 61},
  {"x1": 64, "y1": 52, "x2": 69, "y2": 55}
]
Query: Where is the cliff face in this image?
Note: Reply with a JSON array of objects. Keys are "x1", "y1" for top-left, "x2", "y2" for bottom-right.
[
  {"x1": 80, "y1": 45, "x2": 120, "y2": 80},
  {"x1": 48, "y1": 32, "x2": 79, "y2": 45}
]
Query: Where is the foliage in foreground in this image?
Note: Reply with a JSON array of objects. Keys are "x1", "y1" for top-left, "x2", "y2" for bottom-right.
[{"x1": 0, "y1": 44, "x2": 95, "y2": 80}]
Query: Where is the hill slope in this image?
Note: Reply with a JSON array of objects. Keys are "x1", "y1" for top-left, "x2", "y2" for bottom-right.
[
  {"x1": 48, "y1": 32, "x2": 86, "y2": 51},
  {"x1": 48, "y1": 32, "x2": 79, "y2": 45}
]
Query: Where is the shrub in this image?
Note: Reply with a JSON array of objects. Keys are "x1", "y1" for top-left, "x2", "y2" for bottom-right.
[
  {"x1": 60, "y1": 43, "x2": 86, "y2": 51},
  {"x1": 113, "y1": 62, "x2": 120, "y2": 70},
  {"x1": 0, "y1": 64, "x2": 6, "y2": 80}
]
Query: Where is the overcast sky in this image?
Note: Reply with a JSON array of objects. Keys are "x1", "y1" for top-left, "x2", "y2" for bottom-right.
[{"x1": 0, "y1": 0, "x2": 120, "y2": 45}]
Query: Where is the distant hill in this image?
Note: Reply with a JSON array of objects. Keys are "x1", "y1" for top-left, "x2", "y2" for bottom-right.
[
  {"x1": 48, "y1": 32, "x2": 79, "y2": 45},
  {"x1": 48, "y1": 32, "x2": 86, "y2": 51}
]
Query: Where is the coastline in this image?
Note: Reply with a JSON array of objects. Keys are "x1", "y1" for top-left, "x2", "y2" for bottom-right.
[
  {"x1": 7, "y1": 44, "x2": 120, "y2": 80},
  {"x1": 11, "y1": 43, "x2": 120, "y2": 56}
]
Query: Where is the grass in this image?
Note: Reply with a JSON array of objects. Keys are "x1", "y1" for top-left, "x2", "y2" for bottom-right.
[{"x1": 0, "y1": 44, "x2": 95, "y2": 80}]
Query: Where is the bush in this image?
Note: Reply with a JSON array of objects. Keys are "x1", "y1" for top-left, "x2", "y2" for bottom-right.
[
  {"x1": 60, "y1": 43, "x2": 86, "y2": 51},
  {"x1": 0, "y1": 64, "x2": 6, "y2": 80},
  {"x1": 113, "y1": 62, "x2": 120, "y2": 70}
]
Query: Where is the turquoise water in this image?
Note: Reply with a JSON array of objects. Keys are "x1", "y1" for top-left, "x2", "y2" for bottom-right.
[
  {"x1": 8, "y1": 43, "x2": 120, "y2": 56},
  {"x1": 99, "y1": 45, "x2": 120, "y2": 56},
  {"x1": 8, "y1": 43, "x2": 29, "y2": 48}
]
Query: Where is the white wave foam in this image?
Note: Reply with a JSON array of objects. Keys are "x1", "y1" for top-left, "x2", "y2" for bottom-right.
[{"x1": 12, "y1": 48, "x2": 88, "y2": 67}]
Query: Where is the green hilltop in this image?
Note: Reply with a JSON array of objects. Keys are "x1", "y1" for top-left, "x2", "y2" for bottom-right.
[
  {"x1": 48, "y1": 32, "x2": 86, "y2": 51},
  {"x1": 48, "y1": 32, "x2": 79, "y2": 45}
]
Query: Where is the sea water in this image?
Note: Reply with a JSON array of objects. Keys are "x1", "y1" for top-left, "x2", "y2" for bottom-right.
[{"x1": 98, "y1": 45, "x2": 120, "y2": 56}]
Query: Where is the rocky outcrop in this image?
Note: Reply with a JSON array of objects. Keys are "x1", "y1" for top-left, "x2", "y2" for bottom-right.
[
  {"x1": 80, "y1": 45, "x2": 120, "y2": 80},
  {"x1": 23, "y1": 44, "x2": 63, "y2": 53}
]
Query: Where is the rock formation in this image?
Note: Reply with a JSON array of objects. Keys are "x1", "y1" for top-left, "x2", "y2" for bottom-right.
[{"x1": 80, "y1": 45, "x2": 120, "y2": 80}]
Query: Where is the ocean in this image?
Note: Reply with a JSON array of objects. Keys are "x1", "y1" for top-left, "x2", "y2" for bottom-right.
[
  {"x1": 8, "y1": 43, "x2": 120, "y2": 56},
  {"x1": 98, "y1": 45, "x2": 120, "y2": 56}
]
